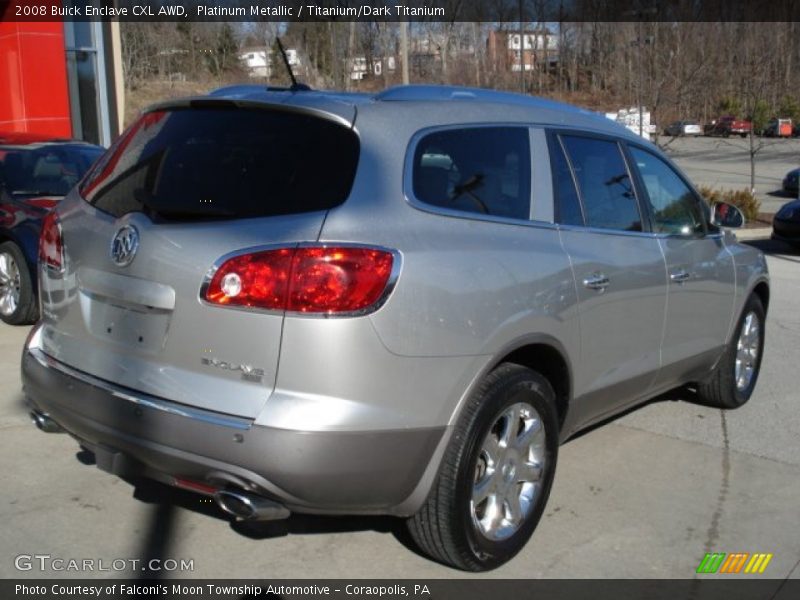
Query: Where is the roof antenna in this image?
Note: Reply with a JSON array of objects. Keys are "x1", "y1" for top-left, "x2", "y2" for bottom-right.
[{"x1": 275, "y1": 37, "x2": 310, "y2": 92}]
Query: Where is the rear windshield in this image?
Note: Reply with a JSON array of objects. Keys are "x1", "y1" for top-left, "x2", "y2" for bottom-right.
[{"x1": 79, "y1": 107, "x2": 359, "y2": 221}]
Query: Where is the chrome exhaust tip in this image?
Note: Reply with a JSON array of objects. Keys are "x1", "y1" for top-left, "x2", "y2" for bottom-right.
[
  {"x1": 214, "y1": 489, "x2": 290, "y2": 521},
  {"x1": 30, "y1": 410, "x2": 64, "y2": 433}
]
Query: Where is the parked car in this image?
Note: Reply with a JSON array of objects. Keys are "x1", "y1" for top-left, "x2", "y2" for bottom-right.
[
  {"x1": 704, "y1": 115, "x2": 752, "y2": 137},
  {"x1": 0, "y1": 133, "x2": 103, "y2": 324},
  {"x1": 762, "y1": 118, "x2": 793, "y2": 138},
  {"x1": 664, "y1": 120, "x2": 702, "y2": 137},
  {"x1": 782, "y1": 167, "x2": 799, "y2": 195},
  {"x1": 772, "y1": 199, "x2": 800, "y2": 246},
  {"x1": 23, "y1": 85, "x2": 769, "y2": 571}
]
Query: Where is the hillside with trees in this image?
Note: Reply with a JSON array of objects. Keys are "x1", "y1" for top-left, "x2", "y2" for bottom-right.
[{"x1": 120, "y1": 21, "x2": 800, "y2": 132}]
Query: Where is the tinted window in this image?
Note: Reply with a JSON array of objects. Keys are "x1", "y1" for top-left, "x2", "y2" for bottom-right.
[
  {"x1": 629, "y1": 147, "x2": 705, "y2": 235},
  {"x1": 412, "y1": 127, "x2": 531, "y2": 220},
  {"x1": 550, "y1": 137, "x2": 583, "y2": 226},
  {"x1": 0, "y1": 144, "x2": 102, "y2": 196},
  {"x1": 80, "y1": 108, "x2": 359, "y2": 221},
  {"x1": 560, "y1": 135, "x2": 642, "y2": 232}
]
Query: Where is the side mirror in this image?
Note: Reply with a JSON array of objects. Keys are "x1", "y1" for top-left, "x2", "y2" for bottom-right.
[{"x1": 710, "y1": 201, "x2": 745, "y2": 229}]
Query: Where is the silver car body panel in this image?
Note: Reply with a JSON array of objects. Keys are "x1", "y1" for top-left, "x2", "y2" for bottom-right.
[
  {"x1": 24, "y1": 85, "x2": 769, "y2": 516},
  {"x1": 38, "y1": 199, "x2": 328, "y2": 418}
]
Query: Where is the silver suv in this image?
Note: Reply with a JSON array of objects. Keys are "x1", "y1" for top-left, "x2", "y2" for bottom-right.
[{"x1": 23, "y1": 85, "x2": 769, "y2": 571}]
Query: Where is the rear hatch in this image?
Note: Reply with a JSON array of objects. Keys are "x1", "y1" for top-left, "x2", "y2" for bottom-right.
[{"x1": 38, "y1": 102, "x2": 359, "y2": 418}]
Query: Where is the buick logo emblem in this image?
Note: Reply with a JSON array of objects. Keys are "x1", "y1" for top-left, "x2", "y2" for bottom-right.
[{"x1": 110, "y1": 225, "x2": 139, "y2": 267}]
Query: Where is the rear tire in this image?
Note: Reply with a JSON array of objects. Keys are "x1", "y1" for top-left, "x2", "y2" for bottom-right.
[
  {"x1": 407, "y1": 363, "x2": 559, "y2": 571},
  {"x1": 697, "y1": 295, "x2": 765, "y2": 409},
  {"x1": 0, "y1": 241, "x2": 38, "y2": 325}
]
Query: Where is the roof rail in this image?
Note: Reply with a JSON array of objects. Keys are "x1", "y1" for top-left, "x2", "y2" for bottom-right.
[
  {"x1": 209, "y1": 84, "x2": 312, "y2": 97},
  {"x1": 267, "y1": 83, "x2": 312, "y2": 92},
  {"x1": 373, "y1": 84, "x2": 596, "y2": 117}
]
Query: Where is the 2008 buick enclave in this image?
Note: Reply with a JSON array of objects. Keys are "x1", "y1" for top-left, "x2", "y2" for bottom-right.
[{"x1": 23, "y1": 85, "x2": 768, "y2": 571}]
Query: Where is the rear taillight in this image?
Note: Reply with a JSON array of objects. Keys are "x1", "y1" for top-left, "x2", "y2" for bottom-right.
[
  {"x1": 203, "y1": 246, "x2": 396, "y2": 314},
  {"x1": 38, "y1": 212, "x2": 64, "y2": 272}
]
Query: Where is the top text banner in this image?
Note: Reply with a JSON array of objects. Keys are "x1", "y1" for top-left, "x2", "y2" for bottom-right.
[{"x1": 3, "y1": 0, "x2": 800, "y2": 22}]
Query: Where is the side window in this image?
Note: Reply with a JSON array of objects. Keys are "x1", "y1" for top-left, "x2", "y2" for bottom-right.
[
  {"x1": 629, "y1": 147, "x2": 705, "y2": 235},
  {"x1": 550, "y1": 136, "x2": 583, "y2": 226},
  {"x1": 560, "y1": 135, "x2": 642, "y2": 232},
  {"x1": 412, "y1": 127, "x2": 531, "y2": 220}
]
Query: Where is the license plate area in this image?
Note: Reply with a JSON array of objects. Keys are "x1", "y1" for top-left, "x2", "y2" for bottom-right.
[{"x1": 79, "y1": 291, "x2": 170, "y2": 353}]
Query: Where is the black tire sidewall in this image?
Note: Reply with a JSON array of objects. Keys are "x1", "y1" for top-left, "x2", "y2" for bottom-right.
[
  {"x1": 455, "y1": 368, "x2": 559, "y2": 569},
  {"x1": 0, "y1": 241, "x2": 36, "y2": 325}
]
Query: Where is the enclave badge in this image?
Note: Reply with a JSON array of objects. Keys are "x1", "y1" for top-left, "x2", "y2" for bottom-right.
[{"x1": 110, "y1": 225, "x2": 139, "y2": 267}]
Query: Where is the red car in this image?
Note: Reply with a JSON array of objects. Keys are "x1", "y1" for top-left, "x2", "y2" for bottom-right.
[{"x1": 704, "y1": 116, "x2": 752, "y2": 138}]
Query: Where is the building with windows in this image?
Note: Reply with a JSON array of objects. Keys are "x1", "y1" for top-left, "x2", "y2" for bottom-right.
[
  {"x1": 0, "y1": 4, "x2": 124, "y2": 146},
  {"x1": 239, "y1": 46, "x2": 301, "y2": 79},
  {"x1": 487, "y1": 28, "x2": 559, "y2": 73}
]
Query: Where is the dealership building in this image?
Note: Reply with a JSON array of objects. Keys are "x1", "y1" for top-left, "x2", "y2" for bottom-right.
[{"x1": 0, "y1": 4, "x2": 124, "y2": 146}]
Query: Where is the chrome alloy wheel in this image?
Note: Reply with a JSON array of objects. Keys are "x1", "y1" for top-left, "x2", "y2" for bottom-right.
[
  {"x1": 0, "y1": 250, "x2": 21, "y2": 317},
  {"x1": 735, "y1": 311, "x2": 761, "y2": 392},
  {"x1": 471, "y1": 401, "x2": 547, "y2": 541}
]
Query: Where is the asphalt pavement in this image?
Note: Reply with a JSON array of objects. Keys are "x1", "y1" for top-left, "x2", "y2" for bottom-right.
[
  {"x1": 663, "y1": 136, "x2": 800, "y2": 214},
  {"x1": 0, "y1": 239, "x2": 798, "y2": 580}
]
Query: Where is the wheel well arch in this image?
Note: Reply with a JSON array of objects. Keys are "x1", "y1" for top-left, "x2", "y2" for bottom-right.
[
  {"x1": 492, "y1": 342, "x2": 571, "y2": 429},
  {"x1": 752, "y1": 280, "x2": 770, "y2": 314}
]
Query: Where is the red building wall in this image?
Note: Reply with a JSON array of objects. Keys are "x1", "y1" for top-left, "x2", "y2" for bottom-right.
[{"x1": 0, "y1": 15, "x2": 72, "y2": 137}]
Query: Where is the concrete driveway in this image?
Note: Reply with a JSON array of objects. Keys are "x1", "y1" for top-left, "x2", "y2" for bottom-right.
[{"x1": 0, "y1": 242, "x2": 798, "y2": 580}]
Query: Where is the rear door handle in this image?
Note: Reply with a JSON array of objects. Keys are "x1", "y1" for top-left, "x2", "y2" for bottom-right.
[
  {"x1": 670, "y1": 269, "x2": 691, "y2": 284},
  {"x1": 583, "y1": 273, "x2": 610, "y2": 291}
]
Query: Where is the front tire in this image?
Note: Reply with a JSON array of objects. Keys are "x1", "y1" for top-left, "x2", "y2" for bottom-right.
[
  {"x1": 0, "y1": 241, "x2": 38, "y2": 325},
  {"x1": 407, "y1": 363, "x2": 559, "y2": 571},
  {"x1": 697, "y1": 295, "x2": 765, "y2": 409}
]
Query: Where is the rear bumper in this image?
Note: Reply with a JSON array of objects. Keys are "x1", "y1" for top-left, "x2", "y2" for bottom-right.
[{"x1": 22, "y1": 333, "x2": 444, "y2": 516}]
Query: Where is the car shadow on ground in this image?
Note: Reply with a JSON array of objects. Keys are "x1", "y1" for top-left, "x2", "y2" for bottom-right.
[
  {"x1": 563, "y1": 386, "x2": 721, "y2": 445},
  {"x1": 123, "y1": 475, "x2": 428, "y2": 564},
  {"x1": 744, "y1": 238, "x2": 800, "y2": 263},
  {"x1": 766, "y1": 189, "x2": 795, "y2": 199}
]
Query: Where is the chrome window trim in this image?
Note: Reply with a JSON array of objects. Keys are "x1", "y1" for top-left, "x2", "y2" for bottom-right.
[
  {"x1": 548, "y1": 132, "x2": 586, "y2": 226},
  {"x1": 403, "y1": 122, "x2": 557, "y2": 229},
  {"x1": 26, "y1": 346, "x2": 252, "y2": 431},
  {"x1": 556, "y1": 223, "x2": 725, "y2": 241},
  {"x1": 198, "y1": 242, "x2": 403, "y2": 319}
]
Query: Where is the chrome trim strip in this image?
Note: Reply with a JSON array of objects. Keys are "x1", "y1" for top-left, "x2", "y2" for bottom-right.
[
  {"x1": 27, "y1": 347, "x2": 252, "y2": 430},
  {"x1": 556, "y1": 223, "x2": 726, "y2": 241}
]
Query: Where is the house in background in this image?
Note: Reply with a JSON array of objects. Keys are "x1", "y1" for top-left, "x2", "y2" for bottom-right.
[
  {"x1": 239, "y1": 46, "x2": 301, "y2": 79},
  {"x1": 0, "y1": 2, "x2": 124, "y2": 146},
  {"x1": 347, "y1": 56, "x2": 396, "y2": 81},
  {"x1": 488, "y1": 28, "x2": 559, "y2": 73}
]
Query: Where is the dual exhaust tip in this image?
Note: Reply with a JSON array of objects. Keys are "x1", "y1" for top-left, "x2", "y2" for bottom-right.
[
  {"x1": 214, "y1": 489, "x2": 290, "y2": 522},
  {"x1": 30, "y1": 410, "x2": 64, "y2": 433},
  {"x1": 29, "y1": 409, "x2": 288, "y2": 522}
]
